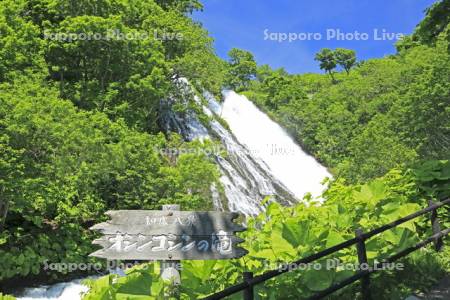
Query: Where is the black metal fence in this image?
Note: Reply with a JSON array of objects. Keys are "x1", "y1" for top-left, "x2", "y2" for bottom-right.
[{"x1": 203, "y1": 198, "x2": 450, "y2": 300}]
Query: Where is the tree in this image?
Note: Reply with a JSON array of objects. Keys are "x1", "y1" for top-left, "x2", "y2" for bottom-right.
[
  {"x1": 256, "y1": 64, "x2": 274, "y2": 82},
  {"x1": 17, "y1": 0, "x2": 220, "y2": 132},
  {"x1": 155, "y1": 0, "x2": 203, "y2": 14},
  {"x1": 225, "y1": 48, "x2": 257, "y2": 91},
  {"x1": 335, "y1": 48, "x2": 356, "y2": 75},
  {"x1": 315, "y1": 48, "x2": 337, "y2": 81},
  {"x1": 172, "y1": 49, "x2": 227, "y2": 96},
  {"x1": 0, "y1": 78, "x2": 220, "y2": 280},
  {"x1": 43, "y1": 14, "x2": 170, "y2": 132},
  {"x1": 0, "y1": 135, "x2": 23, "y2": 232},
  {"x1": 262, "y1": 74, "x2": 306, "y2": 110},
  {"x1": 413, "y1": 0, "x2": 450, "y2": 46},
  {"x1": 0, "y1": 0, "x2": 46, "y2": 82}
]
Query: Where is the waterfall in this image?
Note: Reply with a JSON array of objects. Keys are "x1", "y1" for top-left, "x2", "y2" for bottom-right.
[
  {"x1": 202, "y1": 97, "x2": 297, "y2": 215},
  {"x1": 220, "y1": 91, "x2": 331, "y2": 200},
  {"x1": 161, "y1": 85, "x2": 330, "y2": 215}
]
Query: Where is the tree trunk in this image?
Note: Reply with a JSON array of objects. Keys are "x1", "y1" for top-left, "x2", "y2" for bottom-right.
[
  {"x1": 0, "y1": 199, "x2": 9, "y2": 232},
  {"x1": 328, "y1": 71, "x2": 336, "y2": 83}
]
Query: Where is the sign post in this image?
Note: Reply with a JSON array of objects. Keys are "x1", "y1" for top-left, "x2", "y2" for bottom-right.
[
  {"x1": 160, "y1": 204, "x2": 181, "y2": 299},
  {"x1": 89, "y1": 205, "x2": 247, "y2": 298}
]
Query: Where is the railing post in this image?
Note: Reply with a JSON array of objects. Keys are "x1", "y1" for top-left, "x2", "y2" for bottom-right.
[
  {"x1": 355, "y1": 228, "x2": 371, "y2": 300},
  {"x1": 428, "y1": 200, "x2": 443, "y2": 251},
  {"x1": 243, "y1": 272, "x2": 254, "y2": 300}
]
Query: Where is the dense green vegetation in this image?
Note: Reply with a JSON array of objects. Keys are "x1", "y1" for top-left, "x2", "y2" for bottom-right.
[
  {"x1": 412, "y1": 0, "x2": 450, "y2": 47},
  {"x1": 225, "y1": 48, "x2": 257, "y2": 91},
  {"x1": 0, "y1": 78, "x2": 221, "y2": 280},
  {"x1": 0, "y1": 0, "x2": 224, "y2": 285},
  {"x1": 83, "y1": 160, "x2": 450, "y2": 299},
  {"x1": 241, "y1": 19, "x2": 450, "y2": 183},
  {"x1": 0, "y1": 0, "x2": 449, "y2": 299}
]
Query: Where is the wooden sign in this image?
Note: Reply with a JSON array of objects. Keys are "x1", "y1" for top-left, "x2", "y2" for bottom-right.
[{"x1": 89, "y1": 209, "x2": 247, "y2": 260}]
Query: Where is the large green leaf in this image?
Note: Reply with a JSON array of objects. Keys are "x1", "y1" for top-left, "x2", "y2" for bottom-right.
[
  {"x1": 326, "y1": 231, "x2": 346, "y2": 248},
  {"x1": 383, "y1": 228, "x2": 418, "y2": 251},
  {"x1": 271, "y1": 225, "x2": 297, "y2": 258},
  {"x1": 381, "y1": 202, "x2": 420, "y2": 231},
  {"x1": 282, "y1": 219, "x2": 304, "y2": 248},
  {"x1": 353, "y1": 180, "x2": 387, "y2": 208},
  {"x1": 116, "y1": 273, "x2": 153, "y2": 296},
  {"x1": 303, "y1": 267, "x2": 334, "y2": 292},
  {"x1": 186, "y1": 261, "x2": 217, "y2": 281}
]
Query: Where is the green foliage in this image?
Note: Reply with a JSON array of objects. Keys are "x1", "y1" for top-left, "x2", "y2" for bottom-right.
[
  {"x1": 0, "y1": 293, "x2": 16, "y2": 300},
  {"x1": 83, "y1": 265, "x2": 165, "y2": 300},
  {"x1": 0, "y1": 0, "x2": 225, "y2": 132},
  {"x1": 0, "y1": 78, "x2": 219, "y2": 281},
  {"x1": 0, "y1": 0, "x2": 46, "y2": 81},
  {"x1": 314, "y1": 48, "x2": 357, "y2": 79},
  {"x1": 413, "y1": 160, "x2": 450, "y2": 226},
  {"x1": 260, "y1": 71, "x2": 307, "y2": 110},
  {"x1": 413, "y1": 0, "x2": 450, "y2": 47},
  {"x1": 155, "y1": 0, "x2": 203, "y2": 14},
  {"x1": 335, "y1": 48, "x2": 357, "y2": 74},
  {"x1": 414, "y1": 160, "x2": 450, "y2": 198},
  {"x1": 314, "y1": 48, "x2": 337, "y2": 80},
  {"x1": 173, "y1": 49, "x2": 227, "y2": 96},
  {"x1": 83, "y1": 163, "x2": 450, "y2": 299},
  {"x1": 245, "y1": 36, "x2": 449, "y2": 183},
  {"x1": 225, "y1": 48, "x2": 257, "y2": 91},
  {"x1": 0, "y1": 0, "x2": 228, "y2": 283},
  {"x1": 45, "y1": 14, "x2": 169, "y2": 131}
]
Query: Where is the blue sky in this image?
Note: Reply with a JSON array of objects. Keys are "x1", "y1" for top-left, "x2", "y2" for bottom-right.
[{"x1": 193, "y1": 0, "x2": 437, "y2": 73}]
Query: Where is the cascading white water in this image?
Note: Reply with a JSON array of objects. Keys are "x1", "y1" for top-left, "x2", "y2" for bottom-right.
[
  {"x1": 220, "y1": 91, "x2": 331, "y2": 200},
  {"x1": 202, "y1": 93, "x2": 298, "y2": 215},
  {"x1": 177, "y1": 88, "x2": 331, "y2": 214},
  {"x1": 15, "y1": 279, "x2": 90, "y2": 300}
]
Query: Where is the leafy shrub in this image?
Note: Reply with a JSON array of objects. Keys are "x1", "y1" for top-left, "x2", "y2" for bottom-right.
[
  {"x1": 83, "y1": 161, "x2": 450, "y2": 299},
  {"x1": 0, "y1": 79, "x2": 219, "y2": 281}
]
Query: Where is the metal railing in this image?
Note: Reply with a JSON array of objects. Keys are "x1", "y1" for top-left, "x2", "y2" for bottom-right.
[{"x1": 203, "y1": 198, "x2": 450, "y2": 300}]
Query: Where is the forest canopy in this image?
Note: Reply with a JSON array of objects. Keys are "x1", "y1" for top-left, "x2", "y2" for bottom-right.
[{"x1": 0, "y1": 0, "x2": 223, "y2": 283}]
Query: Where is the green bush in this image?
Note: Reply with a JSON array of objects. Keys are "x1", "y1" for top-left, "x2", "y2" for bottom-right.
[
  {"x1": 0, "y1": 79, "x2": 219, "y2": 281},
  {"x1": 83, "y1": 161, "x2": 450, "y2": 299}
]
